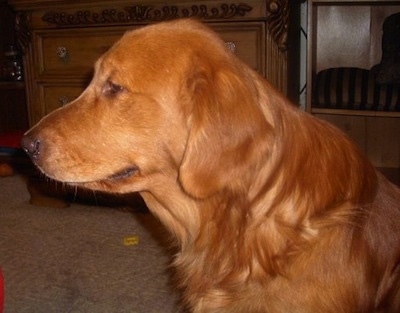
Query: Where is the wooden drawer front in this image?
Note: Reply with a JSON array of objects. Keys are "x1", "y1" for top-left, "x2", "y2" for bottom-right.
[
  {"x1": 212, "y1": 22, "x2": 265, "y2": 75},
  {"x1": 35, "y1": 27, "x2": 130, "y2": 78},
  {"x1": 40, "y1": 84, "x2": 85, "y2": 115},
  {"x1": 35, "y1": 23, "x2": 265, "y2": 79}
]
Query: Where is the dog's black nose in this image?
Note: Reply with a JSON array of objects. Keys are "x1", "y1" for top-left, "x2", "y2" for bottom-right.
[{"x1": 21, "y1": 135, "x2": 41, "y2": 160}]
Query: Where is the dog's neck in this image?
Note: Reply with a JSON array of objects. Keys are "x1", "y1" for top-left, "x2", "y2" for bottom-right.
[
  {"x1": 140, "y1": 173, "x2": 301, "y2": 273},
  {"x1": 140, "y1": 181, "x2": 201, "y2": 246}
]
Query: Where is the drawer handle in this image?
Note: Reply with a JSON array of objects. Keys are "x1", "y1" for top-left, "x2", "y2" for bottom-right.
[
  {"x1": 225, "y1": 41, "x2": 236, "y2": 53},
  {"x1": 56, "y1": 46, "x2": 69, "y2": 61},
  {"x1": 59, "y1": 95, "x2": 70, "y2": 106}
]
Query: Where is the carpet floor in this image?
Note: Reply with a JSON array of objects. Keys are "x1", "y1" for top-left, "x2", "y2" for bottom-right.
[{"x1": 0, "y1": 174, "x2": 183, "y2": 313}]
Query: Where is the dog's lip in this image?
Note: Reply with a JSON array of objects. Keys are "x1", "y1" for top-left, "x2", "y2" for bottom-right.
[
  {"x1": 52, "y1": 166, "x2": 139, "y2": 185},
  {"x1": 106, "y1": 166, "x2": 139, "y2": 181}
]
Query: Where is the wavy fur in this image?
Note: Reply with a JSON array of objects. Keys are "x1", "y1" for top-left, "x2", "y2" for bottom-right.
[{"x1": 23, "y1": 19, "x2": 400, "y2": 312}]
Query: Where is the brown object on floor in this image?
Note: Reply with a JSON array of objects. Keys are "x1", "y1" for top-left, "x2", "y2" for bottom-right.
[
  {"x1": 27, "y1": 177, "x2": 70, "y2": 208},
  {"x1": 0, "y1": 163, "x2": 14, "y2": 177}
]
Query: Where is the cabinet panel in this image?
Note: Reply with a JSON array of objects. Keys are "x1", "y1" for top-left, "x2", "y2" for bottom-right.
[
  {"x1": 35, "y1": 28, "x2": 130, "y2": 78},
  {"x1": 39, "y1": 84, "x2": 85, "y2": 115},
  {"x1": 366, "y1": 117, "x2": 400, "y2": 168},
  {"x1": 211, "y1": 22, "x2": 265, "y2": 75},
  {"x1": 314, "y1": 113, "x2": 367, "y2": 152},
  {"x1": 315, "y1": 113, "x2": 400, "y2": 168}
]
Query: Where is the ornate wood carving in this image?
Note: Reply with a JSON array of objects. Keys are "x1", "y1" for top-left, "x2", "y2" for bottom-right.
[
  {"x1": 17, "y1": 1, "x2": 292, "y2": 63},
  {"x1": 266, "y1": 0, "x2": 289, "y2": 51},
  {"x1": 41, "y1": 3, "x2": 253, "y2": 26}
]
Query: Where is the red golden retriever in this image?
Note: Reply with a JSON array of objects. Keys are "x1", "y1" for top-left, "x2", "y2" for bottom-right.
[{"x1": 22, "y1": 19, "x2": 400, "y2": 312}]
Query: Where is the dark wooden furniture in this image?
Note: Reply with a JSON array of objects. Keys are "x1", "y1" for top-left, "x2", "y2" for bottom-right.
[{"x1": 8, "y1": 0, "x2": 301, "y2": 127}]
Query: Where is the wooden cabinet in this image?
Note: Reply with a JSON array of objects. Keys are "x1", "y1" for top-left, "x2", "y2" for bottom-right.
[
  {"x1": 8, "y1": 0, "x2": 300, "y2": 126},
  {"x1": 306, "y1": 0, "x2": 400, "y2": 172}
]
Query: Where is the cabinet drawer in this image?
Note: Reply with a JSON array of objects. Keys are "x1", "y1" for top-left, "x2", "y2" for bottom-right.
[
  {"x1": 35, "y1": 27, "x2": 130, "y2": 78},
  {"x1": 35, "y1": 23, "x2": 265, "y2": 79},
  {"x1": 39, "y1": 84, "x2": 85, "y2": 115},
  {"x1": 212, "y1": 22, "x2": 265, "y2": 75}
]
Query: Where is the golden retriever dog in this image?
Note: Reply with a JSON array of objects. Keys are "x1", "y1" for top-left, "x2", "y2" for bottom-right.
[{"x1": 22, "y1": 19, "x2": 400, "y2": 312}]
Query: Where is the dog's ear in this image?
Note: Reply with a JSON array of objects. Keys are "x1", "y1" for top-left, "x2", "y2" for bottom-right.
[{"x1": 179, "y1": 60, "x2": 273, "y2": 199}]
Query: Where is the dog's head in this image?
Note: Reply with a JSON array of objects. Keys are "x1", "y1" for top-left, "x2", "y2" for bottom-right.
[{"x1": 22, "y1": 19, "x2": 272, "y2": 199}]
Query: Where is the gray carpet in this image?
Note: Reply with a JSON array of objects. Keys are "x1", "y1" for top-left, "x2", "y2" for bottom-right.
[{"x1": 0, "y1": 175, "x2": 182, "y2": 313}]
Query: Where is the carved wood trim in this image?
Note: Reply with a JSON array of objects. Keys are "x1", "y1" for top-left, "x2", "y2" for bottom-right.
[
  {"x1": 41, "y1": 3, "x2": 253, "y2": 26},
  {"x1": 266, "y1": 0, "x2": 289, "y2": 51},
  {"x1": 14, "y1": 1, "x2": 293, "y2": 68}
]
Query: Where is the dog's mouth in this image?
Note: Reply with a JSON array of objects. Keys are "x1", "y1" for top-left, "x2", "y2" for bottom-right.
[
  {"x1": 106, "y1": 166, "x2": 139, "y2": 181},
  {"x1": 34, "y1": 165, "x2": 140, "y2": 189}
]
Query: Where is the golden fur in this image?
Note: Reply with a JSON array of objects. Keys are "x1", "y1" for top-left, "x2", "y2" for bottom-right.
[{"x1": 22, "y1": 19, "x2": 400, "y2": 312}]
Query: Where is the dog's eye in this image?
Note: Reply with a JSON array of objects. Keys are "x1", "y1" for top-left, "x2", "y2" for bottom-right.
[{"x1": 103, "y1": 80, "x2": 124, "y2": 96}]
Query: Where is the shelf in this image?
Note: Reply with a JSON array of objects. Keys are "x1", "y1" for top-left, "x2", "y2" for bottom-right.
[
  {"x1": 311, "y1": 108, "x2": 400, "y2": 117},
  {"x1": 0, "y1": 81, "x2": 25, "y2": 90},
  {"x1": 306, "y1": 2, "x2": 400, "y2": 112},
  {"x1": 307, "y1": 1, "x2": 400, "y2": 169}
]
